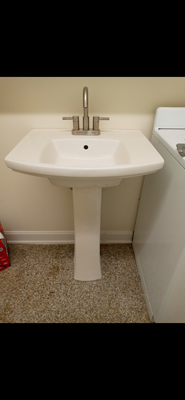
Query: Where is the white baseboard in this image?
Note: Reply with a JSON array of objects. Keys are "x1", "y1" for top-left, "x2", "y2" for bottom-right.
[{"x1": 5, "y1": 230, "x2": 133, "y2": 244}]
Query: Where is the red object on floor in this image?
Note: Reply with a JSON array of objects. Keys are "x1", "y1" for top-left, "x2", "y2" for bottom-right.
[{"x1": 0, "y1": 222, "x2": 10, "y2": 271}]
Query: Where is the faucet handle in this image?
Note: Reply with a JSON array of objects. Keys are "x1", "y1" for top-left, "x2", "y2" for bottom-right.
[
  {"x1": 62, "y1": 116, "x2": 79, "y2": 130},
  {"x1": 93, "y1": 116, "x2": 110, "y2": 131}
]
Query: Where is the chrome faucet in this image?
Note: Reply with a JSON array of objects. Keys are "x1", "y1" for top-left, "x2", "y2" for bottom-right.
[
  {"x1": 63, "y1": 86, "x2": 109, "y2": 135},
  {"x1": 83, "y1": 87, "x2": 89, "y2": 131}
]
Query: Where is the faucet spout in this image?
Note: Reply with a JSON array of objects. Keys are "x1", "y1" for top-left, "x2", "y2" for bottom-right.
[
  {"x1": 83, "y1": 87, "x2": 88, "y2": 111},
  {"x1": 83, "y1": 87, "x2": 89, "y2": 130},
  {"x1": 63, "y1": 86, "x2": 110, "y2": 135}
]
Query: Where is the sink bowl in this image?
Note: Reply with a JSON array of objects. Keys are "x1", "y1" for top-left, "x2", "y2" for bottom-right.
[
  {"x1": 5, "y1": 129, "x2": 164, "y2": 188},
  {"x1": 5, "y1": 128, "x2": 164, "y2": 281}
]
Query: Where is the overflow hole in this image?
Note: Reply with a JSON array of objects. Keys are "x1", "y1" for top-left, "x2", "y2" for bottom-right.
[{"x1": 84, "y1": 145, "x2": 88, "y2": 150}]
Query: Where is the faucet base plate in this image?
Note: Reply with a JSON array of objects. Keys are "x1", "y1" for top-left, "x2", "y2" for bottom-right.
[{"x1": 72, "y1": 129, "x2": 100, "y2": 136}]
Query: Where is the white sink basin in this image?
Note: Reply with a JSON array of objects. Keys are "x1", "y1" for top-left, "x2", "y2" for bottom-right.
[
  {"x1": 5, "y1": 129, "x2": 164, "y2": 188},
  {"x1": 5, "y1": 128, "x2": 164, "y2": 282}
]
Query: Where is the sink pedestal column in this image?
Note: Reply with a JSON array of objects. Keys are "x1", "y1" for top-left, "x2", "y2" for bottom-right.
[{"x1": 72, "y1": 187, "x2": 102, "y2": 281}]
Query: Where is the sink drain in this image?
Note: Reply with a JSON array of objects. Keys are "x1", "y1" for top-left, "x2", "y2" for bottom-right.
[{"x1": 84, "y1": 145, "x2": 88, "y2": 150}]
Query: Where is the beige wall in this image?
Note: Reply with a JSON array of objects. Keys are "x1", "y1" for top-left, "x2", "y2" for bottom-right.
[{"x1": 1, "y1": 77, "x2": 185, "y2": 235}]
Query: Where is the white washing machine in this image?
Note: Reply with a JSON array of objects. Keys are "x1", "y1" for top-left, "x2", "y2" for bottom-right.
[{"x1": 133, "y1": 107, "x2": 185, "y2": 323}]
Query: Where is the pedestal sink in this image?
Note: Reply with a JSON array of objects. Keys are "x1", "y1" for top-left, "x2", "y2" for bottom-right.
[{"x1": 5, "y1": 128, "x2": 164, "y2": 281}]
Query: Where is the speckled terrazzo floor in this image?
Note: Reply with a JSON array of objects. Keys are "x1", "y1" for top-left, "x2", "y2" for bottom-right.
[{"x1": 0, "y1": 243, "x2": 151, "y2": 323}]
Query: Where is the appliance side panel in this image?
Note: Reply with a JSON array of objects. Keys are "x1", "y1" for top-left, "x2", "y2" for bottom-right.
[{"x1": 133, "y1": 136, "x2": 185, "y2": 322}]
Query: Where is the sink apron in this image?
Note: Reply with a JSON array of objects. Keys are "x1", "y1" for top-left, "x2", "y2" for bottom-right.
[{"x1": 72, "y1": 187, "x2": 102, "y2": 281}]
